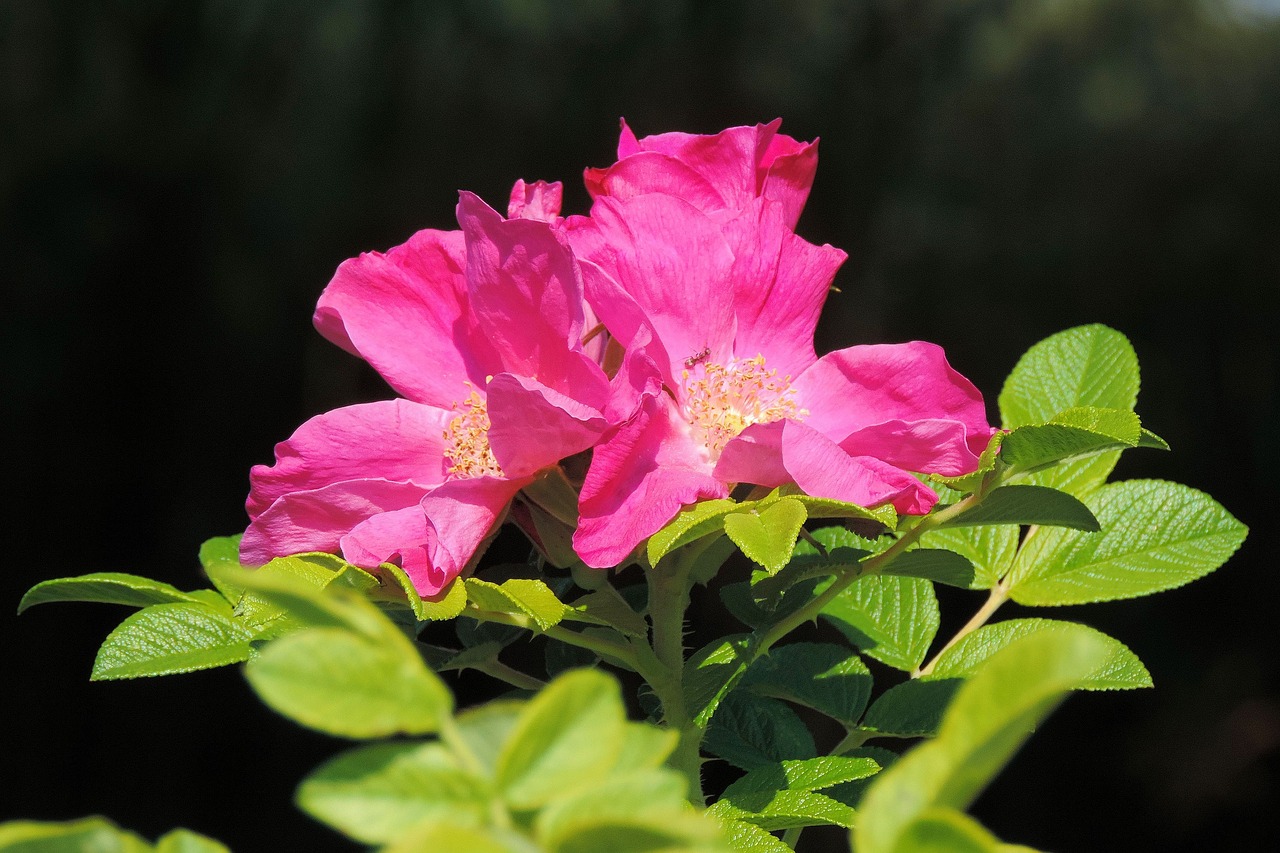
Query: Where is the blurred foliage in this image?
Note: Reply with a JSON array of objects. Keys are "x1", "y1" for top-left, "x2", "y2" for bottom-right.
[{"x1": 1, "y1": 1, "x2": 1276, "y2": 852}]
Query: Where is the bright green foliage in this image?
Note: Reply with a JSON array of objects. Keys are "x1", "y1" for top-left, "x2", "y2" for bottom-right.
[
  {"x1": 713, "y1": 818, "x2": 794, "y2": 852},
  {"x1": 703, "y1": 692, "x2": 816, "y2": 770},
  {"x1": 762, "y1": 486, "x2": 896, "y2": 529},
  {"x1": 18, "y1": 573, "x2": 202, "y2": 613},
  {"x1": 381, "y1": 822, "x2": 534, "y2": 853},
  {"x1": 880, "y1": 548, "x2": 977, "y2": 588},
  {"x1": 853, "y1": 631, "x2": 1112, "y2": 852},
  {"x1": 998, "y1": 324, "x2": 1140, "y2": 497},
  {"x1": 889, "y1": 809, "x2": 1005, "y2": 853},
  {"x1": 1008, "y1": 480, "x2": 1247, "y2": 605},
  {"x1": 374, "y1": 564, "x2": 468, "y2": 621},
  {"x1": 152, "y1": 829, "x2": 232, "y2": 853},
  {"x1": 565, "y1": 586, "x2": 648, "y2": 637},
  {"x1": 741, "y1": 642, "x2": 873, "y2": 728},
  {"x1": 931, "y1": 619, "x2": 1152, "y2": 690},
  {"x1": 0, "y1": 819, "x2": 227, "y2": 853},
  {"x1": 724, "y1": 497, "x2": 808, "y2": 573},
  {"x1": 938, "y1": 485, "x2": 1099, "y2": 532},
  {"x1": 1000, "y1": 407, "x2": 1144, "y2": 472},
  {"x1": 454, "y1": 700, "x2": 527, "y2": 774},
  {"x1": 721, "y1": 756, "x2": 881, "y2": 799},
  {"x1": 820, "y1": 574, "x2": 940, "y2": 672},
  {"x1": 647, "y1": 498, "x2": 740, "y2": 566},
  {"x1": 246, "y1": 626, "x2": 452, "y2": 737},
  {"x1": 713, "y1": 755, "x2": 882, "y2": 828},
  {"x1": 929, "y1": 432, "x2": 1004, "y2": 494},
  {"x1": 465, "y1": 578, "x2": 570, "y2": 632},
  {"x1": 296, "y1": 742, "x2": 489, "y2": 843},
  {"x1": 533, "y1": 770, "x2": 716, "y2": 852},
  {"x1": 860, "y1": 678, "x2": 963, "y2": 739},
  {"x1": 708, "y1": 788, "x2": 855, "y2": 830},
  {"x1": 917, "y1": 524, "x2": 1016, "y2": 590},
  {"x1": 91, "y1": 602, "x2": 254, "y2": 680},
  {"x1": 684, "y1": 634, "x2": 754, "y2": 727},
  {"x1": 495, "y1": 669, "x2": 629, "y2": 808}
]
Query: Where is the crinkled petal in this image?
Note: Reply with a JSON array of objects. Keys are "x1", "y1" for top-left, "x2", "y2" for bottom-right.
[
  {"x1": 757, "y1": 122, "x2": 819, "y2": 229},
  {"x1": 587, "y1": 119, "x2": 817, "y2": 227},
  {"x1": 722, "y1": 199, "x2": 846, "y2": 378},
  {"x1": 486, "y1": 372, "x2": 607, "y2": 479},
  {"x1": 794, "y1": 342, "x2": 994, "y2": 471},
  {"x1": 507, "y1": 179, "x2": 563, "y2": 223},
  {"x1": 575, "y1": 194, "x2": 737, "y2": 389},
  {"x1": 420, "y1": 476, "x2": 529, "y2": 589},
  {"x1": 457, "y1": 192, "x2": 598, "y2": 394},
  {"x1": 575, "y1": 388, "x2": 725, "y2": 568},
  {"x1": 313, "y1": 228, "x2": 499, "y2": 407},
  {"x1": 246, "y1": 400, "x2": 453, "y2": 519},
  {"x1": 717, "y1": 420, "x2": 936, "y2": 514},
  {"x1": 339, "y1": 505, "x2": 443, "y2": 591},
  {"x1": 240, "y1": 480, "x2": 430, "y2": 566}
]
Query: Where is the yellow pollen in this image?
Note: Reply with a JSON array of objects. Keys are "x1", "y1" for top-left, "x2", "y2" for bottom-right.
[
  {"x1": 682, "y1": 355, "x2": 806, "y2": 456},
  {"x1": 442, "y1": 389, "x2": 504, "y2": 479}
]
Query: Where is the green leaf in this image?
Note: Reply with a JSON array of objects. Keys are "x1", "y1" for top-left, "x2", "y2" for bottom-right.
[
  {"x1": 708, "y1": 788, "x2": 856, "y2": 831},
  {"x1": 198, "y1": 535, "x2": 243, "y2": 571},
  {"x1": 91, "y1": 602, "x2": 255, "y2": 680},
  {"x1": 853, "y1": 630, "x2": 1112, "y2": 853},
  {"x1": 683, "y1": 634, "x2": 754, "y2": 728},
  {"x1": 153, "y1": 829, "x2": 232, "y2": 853},
  {"x1": 465, "y1": 578, "x2": 570, "y2": 632},
  {"x1": 1000, "y1": 407, "x2": 1141, "y2": 472},
  {"x1": 768, "y1": 485, "x2": 897, "y2": 529},
  {"x1": 723, "y1": 497, "x2": 808, "y2": 573},
  {"x1": 565, "y1": 587, "x2": 648, "y2": 638},
  {"x1": 207, "y1": 564, "x2": 387, "y2": 642},
  {"x1": 860, "y1": 678, "x2": 963, "y2": 738},
  {"x1": 615, "y1": 723, "x2": 680, "y2": 771},
  {"x1": 381, "y1": 821, "x2": 534, "y2": 853},
  {"x1": 939, "y1": 485, "x2": 1100, "y2": 532},
  {"x1": 890, "y1": 808, "x2": 1004, "y2": 853},
  {"x1": 741, "y1": 642, "x2": 873, "y2": 728},
  {"x1": 19, "y1": 573, "x2": 201, "y2": 613},
  {"x1": 534, "y1": 769, "x2": 709, "y2": 852},
  {"x1": 454, "y1": 700, "x2": 526, "y2": 775},
  {"x1": 931, "y1": 619, "x2": 1152, "y2": 690},
  {"x1": 647, "y1": 498, "x2": 739, "y2": 566},
  {"x1": 820, "y1": 575, "x2": 940, "y2": 672},
  {"x1": 930, "y1": 432, "x2": 1005, "y2": 494},
  {"x1": 713, "y1": 819, "x2": 792, "y2": 853},
  {"x1": 881, "y1": 549, "x2": 978, "y2": 588},
  {"x1": 495, "y1": 669, "x2": 628, "y2": 809},
  {"x1": 374, "y1": 564, "x2": 468, "y2": 622},
  {"x1": 0, "y1": 818, "x2": 150, "y2": 852},
  {"x1": 1007, "y1": 480, "x2": 1248, "y2": 605},
  {"x1": 704, "y1": 692, "x2": 816, "y2": 771},
  {"x1": 722, "y1": 756, "x2": 881, "y2": 799},
  {"x1": 916, "y1": 524, "x2": 1017, "y2": 590},
  {"x1": 245, "y1": 626, "x2": 451, "y2": 738},
  {"x1": 999, "y1": 325, "x2": 1140, "y2": 428},
  {"x1": 998, "y1": 325, "x2": 1140, "y2": 497},
  {"x1": 295, "y1": 741, "x2": 488, "y2": 844}
]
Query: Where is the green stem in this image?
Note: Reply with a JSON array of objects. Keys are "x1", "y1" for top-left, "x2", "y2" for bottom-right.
[
  {"x1": 915, "y1": 580, "x2": 1010, "y2": 677},
  {"x1": 474, "y1": 658, "x2": 548, "y2": 691},
  {"x1": 645, "y1": 550, "x2": 705, "y2": 804},
  {"x1": 781, "y1": 827, "x2": 803, "y2": 848}
]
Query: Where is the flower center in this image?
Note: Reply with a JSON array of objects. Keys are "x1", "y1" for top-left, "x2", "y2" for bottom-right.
[
  {"x1": 682, "y1": 355, "x2": 805, "y2": 457},
  {"x1": 443, "y1": 388, "x2": 504, "y2": 479}
]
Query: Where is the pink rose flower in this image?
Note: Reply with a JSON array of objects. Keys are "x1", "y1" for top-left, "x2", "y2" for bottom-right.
[
  {"x1": 242, "y1": 184, "x2": 609, "y2": 595},
  {"x1": 568, "y1": 159, "x2": 993, "y2": 568},
  {"x1": 584, "y1": 118, "x2": 819, "y2": 228}
]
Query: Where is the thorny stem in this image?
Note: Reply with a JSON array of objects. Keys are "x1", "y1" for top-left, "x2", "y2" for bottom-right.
[{"x1": 645, "y1": 549, "x2": 704, "y2": 804}]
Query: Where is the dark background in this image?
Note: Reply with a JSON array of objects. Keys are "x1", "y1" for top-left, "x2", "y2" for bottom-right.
[{"x1": 2, "y1": 1, "x2": 1276, "y2": 849}]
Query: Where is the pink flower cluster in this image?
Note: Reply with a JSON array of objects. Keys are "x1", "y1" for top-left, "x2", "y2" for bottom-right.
[{"x1": 242, "y1": 121, "x2": 995, "y2": 595}]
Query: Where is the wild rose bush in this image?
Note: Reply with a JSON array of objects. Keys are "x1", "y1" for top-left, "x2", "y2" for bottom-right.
[{"x1": 14, "y1": 121, "x2": 1247, "y2": 853}]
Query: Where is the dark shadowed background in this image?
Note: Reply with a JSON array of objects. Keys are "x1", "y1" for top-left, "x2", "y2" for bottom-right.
[{"x1": 2, "y1": 1, "x2": 1276, "y2": 849}]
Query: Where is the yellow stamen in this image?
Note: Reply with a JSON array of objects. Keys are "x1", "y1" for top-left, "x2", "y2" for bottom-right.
[
  {"x1": 682, "y1": 355, "x2": 805, "y2": 457},
  {"x1": 442, "y1": 388, "x2": 504, "y2": 479}
]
